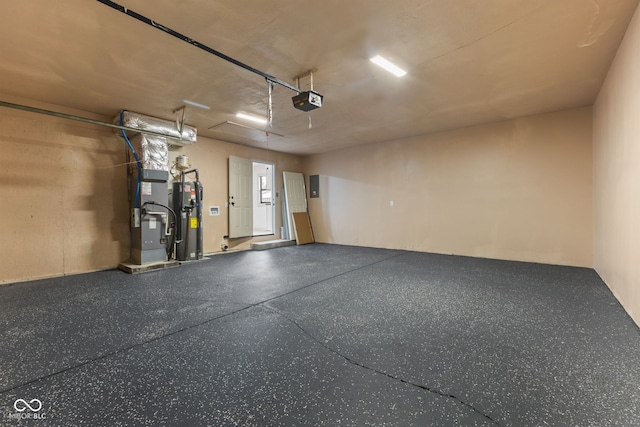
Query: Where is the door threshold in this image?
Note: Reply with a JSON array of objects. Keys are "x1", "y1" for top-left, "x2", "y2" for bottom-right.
[{"x1": 251, "y1": 239, "x2": 295, "y2": 250}]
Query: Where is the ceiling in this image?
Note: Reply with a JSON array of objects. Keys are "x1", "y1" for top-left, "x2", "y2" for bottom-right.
[{"x1": 0, "y1": 0, "x2": 638, "y2": 155}]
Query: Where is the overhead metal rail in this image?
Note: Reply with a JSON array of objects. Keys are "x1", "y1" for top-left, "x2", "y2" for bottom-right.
[
  {"x1": 0, "y1": 100, "x2": 186, "y2": 141},
  {"x1": 95, "y1": 0, "x2": 302, "y2": 94}
]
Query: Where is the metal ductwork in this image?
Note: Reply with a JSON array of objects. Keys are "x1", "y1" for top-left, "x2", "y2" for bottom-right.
[{"x1": 118, "y1": 110, "x2": 197, "y2": 148}]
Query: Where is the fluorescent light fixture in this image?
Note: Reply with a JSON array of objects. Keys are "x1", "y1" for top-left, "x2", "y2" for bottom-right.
[
  {"x1": 182, "y1": 99, "x2": 210, "y2": 110},
  {"x1": 235, "y1": 113, "x2": 268, "y2": 125},
  {"x1": 370, "y1": 55, "x2": 407, "y2": 77}
]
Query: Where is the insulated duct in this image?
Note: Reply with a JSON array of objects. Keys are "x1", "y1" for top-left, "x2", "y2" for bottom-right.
[
  {"x1": 118, "y1": 110, "x2": 196, "y2": 146},
  {"x1": 129, "y1": 134, "x2": 169, "y2": 172}
]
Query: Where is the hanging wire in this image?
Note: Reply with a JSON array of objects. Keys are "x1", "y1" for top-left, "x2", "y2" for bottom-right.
[
  {"x1": 119, "y1": 110, "x2": 142, "y2": 208},
  {"x1": 95, "y1": 160, "x2": 140, "y2": 169},
  {"x1": 309, "y1": 71, "x2": 315, "y2": 129}
]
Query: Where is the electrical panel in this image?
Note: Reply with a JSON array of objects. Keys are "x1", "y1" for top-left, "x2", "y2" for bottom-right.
[{"x1": 309, "y1": 174, "x2": 319, "y2": 198}]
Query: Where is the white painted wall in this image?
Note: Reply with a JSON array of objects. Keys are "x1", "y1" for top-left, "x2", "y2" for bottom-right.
[
  {"x1": 593, "y1": 3, "x2": 640, "y2": 327},
  {"x1": 304, "y1": 108, "x2": 593, "y2": 267}
]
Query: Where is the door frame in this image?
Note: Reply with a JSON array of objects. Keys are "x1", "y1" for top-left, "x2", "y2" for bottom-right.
[{"x1": 252, "y1": 161, "x2": 275, "y2": 236}]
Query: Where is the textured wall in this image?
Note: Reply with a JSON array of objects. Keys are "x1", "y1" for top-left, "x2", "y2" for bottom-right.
[
  {"x1": 304, "y1": 108, "x2": 593, "y2": 267},
  {"x1": 593, "y1": 4, "x2": 640, "y2": 326},
  {"x1": 0, "y1": 97, "x2": 130, "y2": 283},
  {"x1": 0, "y1": 96, "x2": 303, "y2": 283}
]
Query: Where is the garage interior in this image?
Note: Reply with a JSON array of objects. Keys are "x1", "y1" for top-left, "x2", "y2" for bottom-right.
[{"x1": 1, "y1": 0, "x2": 640, "y2": 425}]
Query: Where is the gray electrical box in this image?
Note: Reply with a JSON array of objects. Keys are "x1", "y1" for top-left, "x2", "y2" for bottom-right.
[{"x1": 309, "y1": 174, "x2": 319, "y2": 198}]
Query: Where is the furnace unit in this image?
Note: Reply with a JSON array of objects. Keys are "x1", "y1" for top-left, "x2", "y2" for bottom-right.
[{"x1": 127, "y1": 133, "x2": 173, "y2": 265}]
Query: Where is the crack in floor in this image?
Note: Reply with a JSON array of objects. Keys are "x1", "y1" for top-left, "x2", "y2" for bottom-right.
[
  {"x1": 0, "y1": 252, "x2": 405, "y2": 395},
  {"x1": 263, "y1": 304, "x2": 500, "y2": 425}
]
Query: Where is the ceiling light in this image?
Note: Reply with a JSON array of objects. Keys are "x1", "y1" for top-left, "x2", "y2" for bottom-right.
[
  {"x1": 235, "y1": 113, "x2": 268, "y2": 125},
  {"x1": 370, "y1": 55, "x2": 407, "y2": 77},
  {"x1": 182, "y1": 99, "x2": 210, "y2": 110}
]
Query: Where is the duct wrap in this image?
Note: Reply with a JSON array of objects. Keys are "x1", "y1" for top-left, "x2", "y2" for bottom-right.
[
  {"x1": 117, "y1": 110, "x2": 197, "y2": 144},
  {"x1": 130, "y1": 134, "x2": 169, "y2": 171}
]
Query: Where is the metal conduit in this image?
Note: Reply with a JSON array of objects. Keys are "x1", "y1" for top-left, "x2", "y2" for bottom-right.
[
  {"x1": 0, "y1": 100, "x2": 185, "y2": 141},
  {"x1": 96, "y1": 0, "x2": 302, "y2": 94}
]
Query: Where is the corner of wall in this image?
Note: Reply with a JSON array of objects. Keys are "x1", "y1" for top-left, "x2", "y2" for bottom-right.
[{"x1": 592, "y1": 2, "x2": 640, "y2": 328}]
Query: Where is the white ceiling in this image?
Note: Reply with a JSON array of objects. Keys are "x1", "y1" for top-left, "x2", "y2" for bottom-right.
[{"x1": 0, "y1": 0, "x2": 638, "y2": 155}]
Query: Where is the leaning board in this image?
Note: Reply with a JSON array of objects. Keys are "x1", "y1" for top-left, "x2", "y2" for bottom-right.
[{"x1": 292, "y1": 212, "x2": 314, "y2": 245}]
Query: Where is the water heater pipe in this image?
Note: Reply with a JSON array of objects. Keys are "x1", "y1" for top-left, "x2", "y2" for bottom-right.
[{"x1": 181, "y1": 168, "x2": 203, "y2": 260}]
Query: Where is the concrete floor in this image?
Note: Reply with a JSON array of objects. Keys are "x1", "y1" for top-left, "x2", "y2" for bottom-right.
[{"x1": 1, "y1": 244, "x2": 639, "y2": 426}]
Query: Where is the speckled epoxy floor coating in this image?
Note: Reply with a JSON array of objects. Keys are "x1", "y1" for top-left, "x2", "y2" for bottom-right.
[{"x1": 1, "y1": 244, "x2": 639, "y2": 426}]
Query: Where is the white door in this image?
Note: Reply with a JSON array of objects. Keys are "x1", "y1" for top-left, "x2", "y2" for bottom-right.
[
  {"x1": 283, "y1": 171, "x2": 307, "y2": 241},
  {"x1": 229, "y1": 156, "x2": 253, "y2": 238}
]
